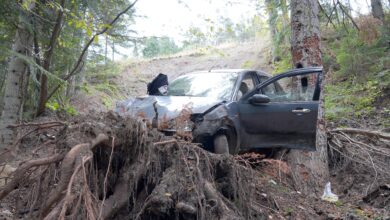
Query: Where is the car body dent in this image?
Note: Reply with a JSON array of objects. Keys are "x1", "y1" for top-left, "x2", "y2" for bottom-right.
[{"x1": 192, "y1": 103, "x2": 239, "y2": 153}]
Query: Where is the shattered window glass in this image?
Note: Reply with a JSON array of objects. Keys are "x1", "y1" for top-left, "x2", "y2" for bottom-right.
[
  {"x1": 262, "y1": 73, "x2": 318, "y2": 102},
  {"x1": 168, "y1": 72, "x2": 238, "y2": 100}
]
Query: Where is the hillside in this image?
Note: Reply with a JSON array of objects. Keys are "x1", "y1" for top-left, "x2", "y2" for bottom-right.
[{"x1": 73, "y1": 40, "x2": 272, "y2": 114}]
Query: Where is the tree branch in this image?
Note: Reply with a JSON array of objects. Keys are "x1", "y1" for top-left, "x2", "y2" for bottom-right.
[
  {"x1": 329, "y1": 128, "x2": 390, "y2": 140},
  {"x1": 317, "y1": 0, "x2": 337, "y2": 29},
  {"x1": 45, "y1": 0, "x2": 139, "y2": 103},
  {"x1": 337, "y1": 0, "x2": 360, "y2": 31}
]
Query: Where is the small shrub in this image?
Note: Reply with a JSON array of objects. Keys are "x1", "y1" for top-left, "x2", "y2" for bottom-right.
[
  {"x1": 45, "y1": 99, "x2": 78, "y2": 116},
  {"x1": 323, "y1": 23, "x2": 389, "y2": 123}
]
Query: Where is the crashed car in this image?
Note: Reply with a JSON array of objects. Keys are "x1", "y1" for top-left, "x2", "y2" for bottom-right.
[{"x1": 116, "y1": 67, "x2": 323, "y2": 154}]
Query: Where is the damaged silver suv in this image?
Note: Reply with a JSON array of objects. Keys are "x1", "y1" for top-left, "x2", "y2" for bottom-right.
[{"x1": 116, "y1": 67, "x2": 323, "y2": 154}]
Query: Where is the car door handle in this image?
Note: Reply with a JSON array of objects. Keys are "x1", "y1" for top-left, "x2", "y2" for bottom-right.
[{"x1": 292, "y1": 108, "x2": 311, "y2": 113}]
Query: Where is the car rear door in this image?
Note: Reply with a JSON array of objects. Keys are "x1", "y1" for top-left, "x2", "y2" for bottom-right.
[{"x1": 238, "y1": 68, "x2": 323, "y2": 151}]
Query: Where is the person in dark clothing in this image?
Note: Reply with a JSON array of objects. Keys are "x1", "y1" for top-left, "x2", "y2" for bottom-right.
[{"x1": 147, "y1": 73, "x2": 168, "y2": 95}]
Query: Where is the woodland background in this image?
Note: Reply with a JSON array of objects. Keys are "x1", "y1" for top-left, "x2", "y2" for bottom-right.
[{"x1": 0, "y1": 0, "x2": 389, "y2": 219}]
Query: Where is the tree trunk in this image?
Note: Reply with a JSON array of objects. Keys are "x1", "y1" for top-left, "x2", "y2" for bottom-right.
[
  {"x1": 133, "y1": 41, "x2": 139, "y2": 57},
  {"x1": 105, "y1": 35, "x2": 108, "y2": 64},
  {"x1": 0, "y1": 2, "x2": 35, "y2": 150},
  {"x1": 288, "y1": 0, "x2": 328, "y2": 195},
  {"x1": 45, "y1": 0, "x2": 139, "y2": 102},
  {"x1": 280, "y1": 0, "x2": 290, "y2": 46},
  {"x1": 20, "y1": 66, "x2": 31, "y2": 121},
  {"x1": 370, "y1": 0, "x2": 385, "y2": 22},
  {"x1": 36, "y1": 0, "x2": 65, "y2": 116},
  {"x1": 265, "y1": 0, "x2": 279, "y2": 62},
  {"x1": 112, "y1": 41, "x2": 115, "y2": 62},
  {"x1": 73, "y1": 9, "x2": 89, "y2": 94}
]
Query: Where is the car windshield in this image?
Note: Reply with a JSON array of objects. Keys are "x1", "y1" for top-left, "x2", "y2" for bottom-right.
[{"x1": 167, "y1": 72, "x2": 238, "y2": 100}]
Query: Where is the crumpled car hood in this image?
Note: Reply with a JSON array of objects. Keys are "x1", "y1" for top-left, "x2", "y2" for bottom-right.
[{"x1": 117, "y1": 96, "x2": 223, "y2": 120}]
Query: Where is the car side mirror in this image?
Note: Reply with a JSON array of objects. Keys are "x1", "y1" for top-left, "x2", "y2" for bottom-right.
[{"x1": 249, "y1": 94, "x2": 270, "y2": 104}]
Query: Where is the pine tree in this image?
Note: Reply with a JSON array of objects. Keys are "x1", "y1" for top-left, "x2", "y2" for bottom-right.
[
  {"x1": 287, "y1": 0, "x2": 329, "y2": 195},
  {"x1": 0, "y1": 2, "x2": 35, "y2": 149}
]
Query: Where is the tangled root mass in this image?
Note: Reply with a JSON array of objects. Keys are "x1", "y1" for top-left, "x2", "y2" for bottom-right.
[{"x1": 1, "y1": 113, "x2": 266, "y2": 220}]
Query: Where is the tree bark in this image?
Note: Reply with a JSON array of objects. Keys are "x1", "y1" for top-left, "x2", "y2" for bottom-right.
[
  {"x1": 0, "y1": 2, "x2": 35, "y2": 150},
  {"x1": 370, "y1": 0, "x2": 385, "y2": 22},
  {"x1": 36, "y1": 0, "x2": 65, "y2": 116},
  {"x1": 288, "y1": 0, "x2": 329, "y2": 195}
]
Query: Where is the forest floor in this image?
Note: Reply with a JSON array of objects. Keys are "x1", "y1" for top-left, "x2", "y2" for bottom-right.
[{"x1": 0, "y1": 40, "x2": 389, "y2": 219}]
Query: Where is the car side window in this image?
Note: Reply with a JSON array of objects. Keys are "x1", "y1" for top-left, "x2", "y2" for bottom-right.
[
  {"x1": 261, "y1": 73, "x2": 318, "y2": 102},
  {"x1": 236, "y1": 74, "x2": 255, "y2": 100},
  {"x1": 259, "y1": 76, "x2": 276, "y2": 96},
  {"x1": 259, "y1": 76, "x2": 269, "y2": 83}
]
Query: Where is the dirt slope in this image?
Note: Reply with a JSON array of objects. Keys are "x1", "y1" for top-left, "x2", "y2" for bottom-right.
[
  {"x1": 73, "y1": 40, "x2": 272, "y2": 114},
  {"x1": 116, "y1": 40, "x2": 272, "y2": 98}
]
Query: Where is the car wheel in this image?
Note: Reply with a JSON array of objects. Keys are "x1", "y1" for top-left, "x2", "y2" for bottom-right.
[{"x1": 213, "y1": 134, "x2": 229, "y2": 154}]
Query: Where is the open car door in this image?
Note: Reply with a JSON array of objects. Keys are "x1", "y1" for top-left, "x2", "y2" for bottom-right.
[{"x1": 238, "y1": 67, "x2": 323, "y2": 151}]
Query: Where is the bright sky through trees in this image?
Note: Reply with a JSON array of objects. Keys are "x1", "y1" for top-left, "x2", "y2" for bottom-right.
[
  {"x1": 132, "y1": 0, "x2": 371, "y2": 44},
  {"x1": 133, "y1": 0, "x2": 258, "y2": 43}
]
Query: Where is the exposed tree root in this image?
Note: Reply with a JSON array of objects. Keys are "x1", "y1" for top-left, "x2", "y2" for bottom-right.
[
  {"x1": 7, "y1": 121, "x2": 66, "y2": 129},
  {"x1": 40, "y1": 134, "x2": 109, "y2": 218},
  {"x1": 328, "y1": 127, "x2": 390, "y2": 195},
  {"x1": 2, "y1": 115, "x2": 389, "y2": 219},
  {"x1": 0, "y1": 153, "x2": 65, "y2": 200},
  {"x1": 330, "y1": 128, "x2": 390, "y2": 140},
  {"x1": 0, "y1": 114, "x2": 270, "y2": 219}
]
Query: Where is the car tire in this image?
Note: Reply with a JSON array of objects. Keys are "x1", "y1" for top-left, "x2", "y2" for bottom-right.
[{"x1": 213, "y1": 134, "x2": 229, "y2": 154}]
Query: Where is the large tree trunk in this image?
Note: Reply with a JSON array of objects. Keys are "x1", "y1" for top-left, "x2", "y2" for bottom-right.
[
  {"x1": 0, "y1": 3, "x2": 35, "y2": 150},
  {"x1": 370, "y1": 0, "x2": 385, "y2": 22},
  {"x1": 288, "y1": 0, "x2": 328, "y2": 195},
  {"x1": 36, "y1": 0, "x2": 65, "y2": 116}
]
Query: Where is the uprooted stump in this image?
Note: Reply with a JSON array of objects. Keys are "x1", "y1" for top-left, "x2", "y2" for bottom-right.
[{"x1": 0, "y1": 113, "x2": 270, "y2": 220}]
